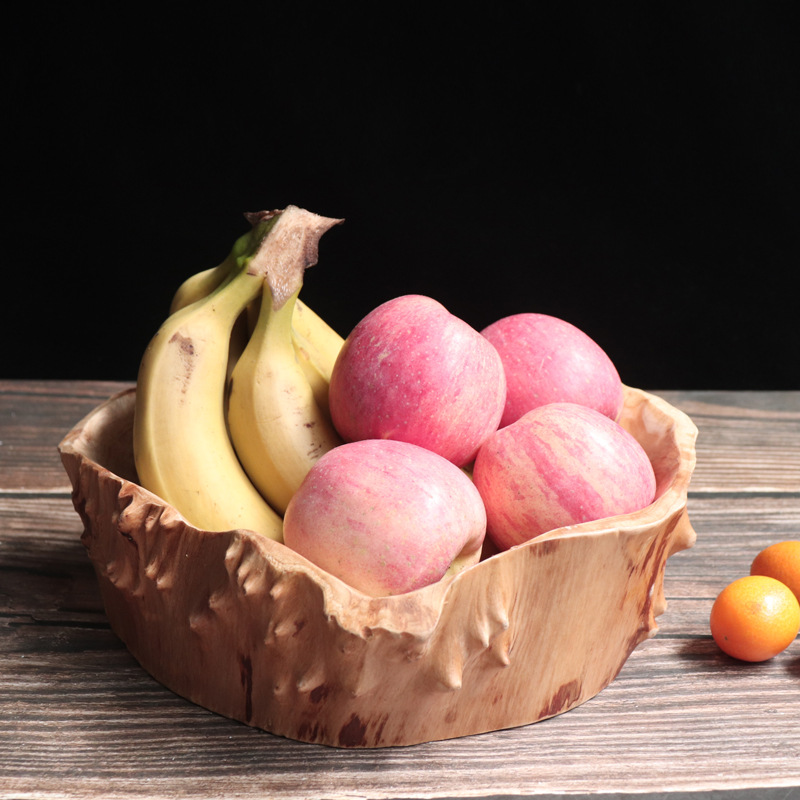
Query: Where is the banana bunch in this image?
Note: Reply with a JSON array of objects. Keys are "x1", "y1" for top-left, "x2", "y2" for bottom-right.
[{"x1": 133, "y1": 205, "x2": 344, "y2": 541}]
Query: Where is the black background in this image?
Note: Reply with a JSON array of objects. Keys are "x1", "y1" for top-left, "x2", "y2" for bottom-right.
[{"x1": 5, "y1": 5, "x2": 798, "y2": 389}]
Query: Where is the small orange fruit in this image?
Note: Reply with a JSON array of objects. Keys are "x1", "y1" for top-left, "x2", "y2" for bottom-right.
[
  {"x1": 710, "y1": 574, "x2": 800, "y2": 662},
  {"x1": 750, "y1": 540, "x2": 800, "y2": 603}
]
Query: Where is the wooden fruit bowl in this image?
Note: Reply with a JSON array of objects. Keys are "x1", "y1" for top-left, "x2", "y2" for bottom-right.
[{"x1": 58, "y1": 385, "x2": 697, "y2": 748}]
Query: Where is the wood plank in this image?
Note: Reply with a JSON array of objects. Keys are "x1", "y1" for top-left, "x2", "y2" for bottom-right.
[
  {"x1": 2, "y1": 383, "x2": 799, "y2": 798},
  {"x1": 5, "y1": 494, "x2": 798, "y2": 631},
  {"x1": 658, "y1": 390, "x2": 800, "y2": 416},
  {"x1": 671, "y1": 493, "x2": 800, "y2": 596},
  {"x1": 0, "y1": 380, "x2": 132, "y2": 493},
  {"x1": 658, "y1": 390, "x2": 800, "y2": 493},
  {"x1": 1, "y1": 636, "x2": 798, "y2": 799},
  {"x1": 2, "y1": 381, "x2": 797, "y2": 495},
  {"x1": 2, "y1": 491, "x2": 799, "y2": 798}
]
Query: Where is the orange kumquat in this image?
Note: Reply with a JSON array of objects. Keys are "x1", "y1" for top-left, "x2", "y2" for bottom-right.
[
  {"x1": 750, "y1": 540, "x2": 800, "y2": 604},
  {"x1": 709, "y1": 574, "x2": 800, "y2": 662}
]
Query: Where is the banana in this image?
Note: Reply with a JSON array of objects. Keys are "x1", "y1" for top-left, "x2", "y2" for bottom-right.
[
  {"x1": 169, "y1": 264, "x2": 228, "y2": 315},
  {"x1": 291, "y1": 300, "x2": 345, "y2": 418},
  {"x1": 227, "y1": 207, "x2": 344, "y2": 516},
  {"x1": 292, "y1": 298, "x2": 345, "y2": 381},
  {"x1": 169, "y1": 240, "x2": 345, "y2": 407},
  {"x1": 168, "y1": 228, "x2": 252, "y2": 314},
  {"x1": 133, "y1": 212, "x2": 286, "y2": 540}
]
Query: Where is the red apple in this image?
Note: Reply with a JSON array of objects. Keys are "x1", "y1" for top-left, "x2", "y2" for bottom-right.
[
  {"x1": 283, "y1": 439, "x2": 487, "y2": 596},
  {"x1": 481, "y1": 313, "x2": 624, "y2": 427},
  {"x1": 472, "y1": 402, "x2": 656, "y2": 551},
  {"x1": 329, "y1": 294, "x2": 506, "y2": 467}
]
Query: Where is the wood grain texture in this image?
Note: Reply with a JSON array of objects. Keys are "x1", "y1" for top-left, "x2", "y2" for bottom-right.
[
  {"x1": 1, "y1": 381, "x2": 799, "y2": 799},
  {"x1": 56, "y1": 386, "x2": 697, "y2": 748},
  {"x1": 0, "y1": 379, "x2": 132, "y2": 492},
  {"x1": 657, "y1": 390, "x2": 800, "y2": 493}
]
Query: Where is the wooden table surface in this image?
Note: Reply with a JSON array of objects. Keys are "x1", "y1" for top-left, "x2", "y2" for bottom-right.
[{"x1": 1, "y1": 380, "x2": 799, "y2": 800}]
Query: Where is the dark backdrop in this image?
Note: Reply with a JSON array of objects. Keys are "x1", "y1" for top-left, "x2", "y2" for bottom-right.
[{"x1": 5, "y1": 5, "x2": 798, "y2": 389}]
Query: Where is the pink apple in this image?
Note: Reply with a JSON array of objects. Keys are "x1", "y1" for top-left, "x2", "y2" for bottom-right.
[
  {"x1": 472, "y1": 402, "x2": 656, "y2": 551},
  {"x1": 329, "y1": 294, "x2": 506, "y2": 467},
  {"x1": 282, "y1": 439, "x2": 487, "y2": 596},
  {"x1": 481, "y1": 313, "x2": 624, "y2": 427}
]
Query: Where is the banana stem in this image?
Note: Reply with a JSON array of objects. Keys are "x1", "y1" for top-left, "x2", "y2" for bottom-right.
[
  {"x1": 167, "y1": 213, "x2": 284, "y2": 332},
  {"x1": 246, "y1": 206, "x2": 343, "y2": 310},
  {"x1": 245, "y1": 206, "x2": 343, "y2": 378}
]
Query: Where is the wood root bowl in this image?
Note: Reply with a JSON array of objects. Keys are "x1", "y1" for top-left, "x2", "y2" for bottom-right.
[{"x1": 59, "y1": 386, "x2": 697, "y2": 748}]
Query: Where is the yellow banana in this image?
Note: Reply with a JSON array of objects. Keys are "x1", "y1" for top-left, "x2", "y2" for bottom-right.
[
  {"x1": 292, "y1": 298, "x2": 345, "y2": 381},
  {"x1": 133, "y1": 212, "x2": 285, "y2": 540},
  {"x1": 291, "y1": 300, "x2": 345, "y2": 419},
  {"x1": 169, "y1": 248, "x2": 345, "y2": 415},
  {"x1": 169, "y1": 264, "x2": 228, "y2": 315},
  {"x1": 168, "y1": 228, "x2": 252, "y2": 314},
  {"x1": 227, "y1": 207, "x2": 344, "y2": 516}
]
